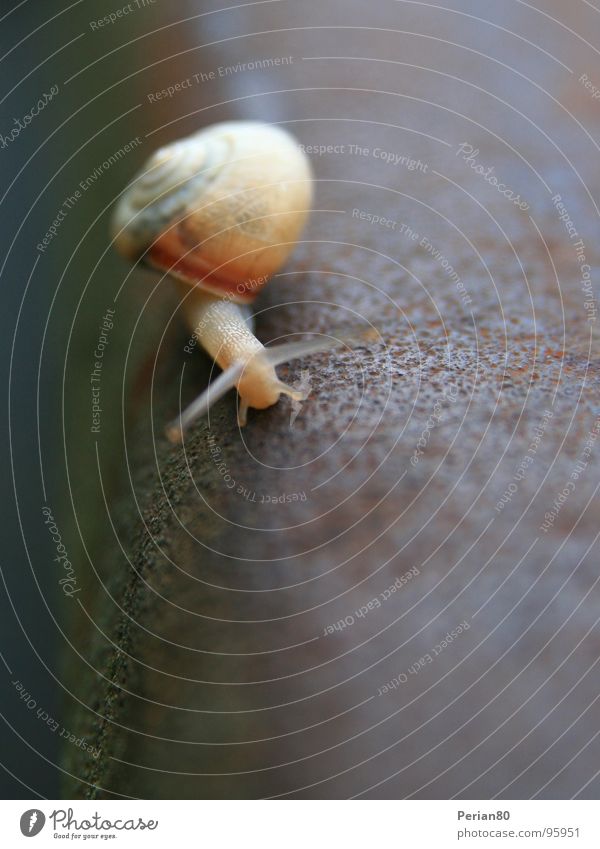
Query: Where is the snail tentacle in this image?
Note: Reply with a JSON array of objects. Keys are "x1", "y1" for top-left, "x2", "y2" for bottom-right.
[{"x1": 165, "y1": 362, "x2": 243, "y2": 443}]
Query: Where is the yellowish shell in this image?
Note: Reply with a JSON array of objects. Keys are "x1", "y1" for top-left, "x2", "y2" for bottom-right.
[{"x1": 111, "y1": 121, "x2": 313, "y2": 302}]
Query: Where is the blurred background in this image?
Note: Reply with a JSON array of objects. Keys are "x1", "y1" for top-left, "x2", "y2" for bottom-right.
[{"x1": 1, "y1": 0, "x2": 600, "y2": 799}]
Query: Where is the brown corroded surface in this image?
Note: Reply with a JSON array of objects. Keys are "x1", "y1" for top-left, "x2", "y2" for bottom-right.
[{"x1": 63, "y1": 0, "x2": 600, "y2": 798}]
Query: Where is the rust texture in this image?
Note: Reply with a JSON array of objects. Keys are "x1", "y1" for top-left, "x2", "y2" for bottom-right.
[{"x1": 63, "y1": 0, "x2": 600, "y2": 799}]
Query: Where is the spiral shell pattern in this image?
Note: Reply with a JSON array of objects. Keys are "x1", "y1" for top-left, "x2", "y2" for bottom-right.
[
  {"x1": 111, "y1": 121, "x2": 313, "y2": 303},
  {"x1": 111, "y1": 130, "x2": 227, "y2": 260}
]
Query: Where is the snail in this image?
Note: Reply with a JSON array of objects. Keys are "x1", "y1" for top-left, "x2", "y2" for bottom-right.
[{"x1": 111, "y1": 120, "x2": 365, "y2": 442}]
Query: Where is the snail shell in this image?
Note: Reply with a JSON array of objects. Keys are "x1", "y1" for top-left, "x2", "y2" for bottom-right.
[{"x1": 111, "y1": 121, "x2": 313, "y2": 303}]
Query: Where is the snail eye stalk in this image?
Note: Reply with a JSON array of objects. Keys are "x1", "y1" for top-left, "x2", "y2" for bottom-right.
[{"x1": 164, "y1": 327, "x2": 374, "y2": 442}]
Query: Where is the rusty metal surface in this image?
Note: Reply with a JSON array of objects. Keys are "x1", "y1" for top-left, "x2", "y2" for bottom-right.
[{"x1": 62, "y1": 0, "x2": 600, "y2": 798}]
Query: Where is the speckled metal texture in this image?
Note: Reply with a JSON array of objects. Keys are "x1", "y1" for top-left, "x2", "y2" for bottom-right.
[{"x1": 63, "y1": 0, "x2": 600, "y2": 799}]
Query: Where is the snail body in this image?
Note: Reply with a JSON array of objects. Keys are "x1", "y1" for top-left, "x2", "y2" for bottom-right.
[{"x1": 111, "y1": 120, "x2": 355, "y2": 440}]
